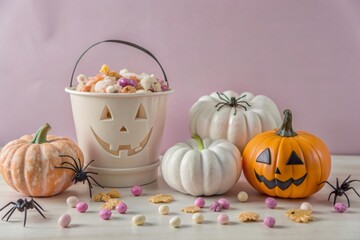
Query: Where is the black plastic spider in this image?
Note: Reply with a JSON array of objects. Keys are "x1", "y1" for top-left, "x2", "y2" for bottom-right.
[
  {"x1": 55, "y1": 154, "x2": 104, "y2": 198},
  {"x1": 215, "y1": 92, "x2": 251, "y2": 115},
  {"x1": 0, "y1": 198, "x2": 46, "y2": 227},
  {"x1": 319, "y1": 175, "x2": 360, "y2": 207}
]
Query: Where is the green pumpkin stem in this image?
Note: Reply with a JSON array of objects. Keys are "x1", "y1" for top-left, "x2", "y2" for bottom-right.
[
  {"x1": 31, "y1": 123, "x2": 51, "y2": 144},
  {"x1": 275, "y1": 109, "x2": 298, "y2": 137},
  {"x1": 192, "y1": 134, "x2": 205, "y2": 151}
]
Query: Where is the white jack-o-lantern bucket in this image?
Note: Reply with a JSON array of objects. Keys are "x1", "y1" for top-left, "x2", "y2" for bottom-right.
[{"x1": 65, "y1": 40, "x2": 173, "y2": 187}]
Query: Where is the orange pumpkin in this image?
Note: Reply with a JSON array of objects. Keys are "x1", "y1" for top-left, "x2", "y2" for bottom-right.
[
  {"x1": 242, "y1": 109, "x2": 331, "y2": 198},
  {"x1": 0, "y1": 123, "x2": 84, "y2": 197}
]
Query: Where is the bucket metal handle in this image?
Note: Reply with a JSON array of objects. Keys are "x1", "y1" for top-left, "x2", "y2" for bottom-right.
[{"x1": 70, "y1": 40, "x2": 168, "y2": 87}]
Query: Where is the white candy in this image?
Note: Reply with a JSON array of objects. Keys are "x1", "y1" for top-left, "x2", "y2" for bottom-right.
[
  {"x1": 58, "y1": 213, "x2": 71, "y2": 228},
  {"x1": 237, "y1": 191, "x2": 248, "y2": 202},
  {"x1": 66, "y1": 196, "x2": 80, "y2": 208},
  {"x1": 132, "y1": 215, "x2": 146, "y2": 226},
  {"x1": 300, "y1": 202, "x2": 313, "y2": 212},
  {"x1": 158, "y1": 205, "x2": 169, "y2": 215},
  {"x1": 140, "y1": 74, "x2": 162, "y2": 92},
  {"x1": 169, "y1": 216, "x2": 181, "y2": 228},
  {"x1": 192, "y1": 213, "x2": 204, "y2": 224},
  {"x1": 94, "y1": 77, "x2": 116, "y2": 92}
]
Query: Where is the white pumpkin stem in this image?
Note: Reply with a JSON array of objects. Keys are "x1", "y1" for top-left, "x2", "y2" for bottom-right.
[
  {"x1": 192, "y1": 134, "x2": 205, "y2": 151},
  {"x1": 31, "y1": 123, "x2": 51, "y2": 144}
]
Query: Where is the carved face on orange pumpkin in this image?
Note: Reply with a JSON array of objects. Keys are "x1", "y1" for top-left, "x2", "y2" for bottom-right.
[
  {"x1": 90, "y1": 100, "x2": 152, "y2": 158},
  {"x1": 242, "y1": 109, "x2": 332, "y2": 198}
]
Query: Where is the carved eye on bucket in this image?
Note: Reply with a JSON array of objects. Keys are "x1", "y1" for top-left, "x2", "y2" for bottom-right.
[
  {"x1": 286, "y1": 151, "x2": 304, "y2": 165},
  {"x1": 100, "y1": 105, "x2": 113, "y2": 120},
  {"x1": 135, "y1": 104, "x2": 147, "y2": 120}
]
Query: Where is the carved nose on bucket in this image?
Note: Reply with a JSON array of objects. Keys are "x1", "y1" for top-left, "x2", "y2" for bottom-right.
[{"x1": 120, "y1": 125, "x2": 128, "y2": 132}]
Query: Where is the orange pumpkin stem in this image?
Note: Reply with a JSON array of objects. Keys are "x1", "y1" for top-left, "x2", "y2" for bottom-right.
[
  {"x1": 192, "y1": 134, "x2": 205, "y2": 151},
  {"x1": 31, "y1": 123, "x2": 51, "y2": 144},
  {"x1": 275, "y1": 109, "x2": 297, "y2": 137}
]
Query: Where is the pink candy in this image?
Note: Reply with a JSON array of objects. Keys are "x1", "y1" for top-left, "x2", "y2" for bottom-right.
[
  {"x1": 217, "y1": 214, "x2": 229, "y2": 225},
  {"x1": 76, "y1": 202, "x2": 88, "y2": 213},
  {"x1": 58, "y1": 213, "x2": 71, "y2": 228},
  {"x1": 263, "y1": 216, "x2": 276, "y2": 228},
  {"x1": 217, "y1": 198, "x2": 230, "y2": 209},
  {"x1": 194, "y1": 197, "x2": 205, "y2": 208},
  {"x1": 116, "y1": 202, "x2": 128, "y2": 214},
  {"x1": 131, "y1": 185, "x2": 142, "y2": 196},
  {"x1": 210, "y1": 201, "x2": 223, "y2": 212},
  {"x1": 99, "y1": 209, "x2": 112, "y2": 220},
  {"x1": 265, "y1": 197, "x2": 277, "y2": 209},
  {"x1": 334, "y1": 202, "x2": 347, "y2": 213}
]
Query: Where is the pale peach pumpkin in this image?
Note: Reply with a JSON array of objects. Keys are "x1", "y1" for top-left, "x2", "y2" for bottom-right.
[{"x1": 0, "y1": 123, "x2": 84, "y2": 197}]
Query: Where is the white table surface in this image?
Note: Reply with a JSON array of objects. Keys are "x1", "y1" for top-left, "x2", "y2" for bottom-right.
[{"x1": 0, "y1": 155, "x2": 359, "y2": 240}]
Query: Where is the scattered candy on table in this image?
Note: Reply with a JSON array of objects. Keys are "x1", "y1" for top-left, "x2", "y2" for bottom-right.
[
  {"x1": 192, "y1": 213, "x2": 204, "y2": 224},
  {"x1": 99, "y1": 209, "x2": 112, "y2": 220},
  {"x1": 300, "y1": 202, "x2": 313, "y2": 212},
  {"x1": 66, "y1": 196, "x2": 80, "y2": 208},
  {"x1": 217, "y1": 214, "x2": 229, "y2": 225},
  {"x1": 237, "y1": 191, "x2": 248, "y2": 202},
  {"x1": 158, "y1": 205, "x2": 170, "y2": 215},
  {"x1": 334, "y1": 202, "x2": 347, "y2": 213},
  {"x1": 132, "y1": 215, "x2": 146, "y2": 226},
  {"x1": 115, "y1": 202, "x2": 128, "y2": 214},
  {"x1": 285, "y1": 209, "x2": 314, "y2": 223},
  {"x1": 217, "y1": 198, "x2": 230, "y2": 209},
  {"x1": 76, "y1": 202, "x2": 88, "y2": 213},
  {"x1": 263, "y1": 216, "x2": 276, "y2": 228},
  {"x1": 169, "y1": 216, "x2": 181, "y2": 228},
  {"x1": 265, "y1": 197, "x2": 277, "y2": 209},
  {"x1": 194, "y1": 197, "x2": 205, "y2": 208},
  {"x1": 58, "y1": 213, "x2": 71, "y2": 228},
  {"x1": 210, "y1": 201, "x2": 223, "y2": 212},
  {"x1": 131, "y1": 185, "x2": 142, "y2": 196}
]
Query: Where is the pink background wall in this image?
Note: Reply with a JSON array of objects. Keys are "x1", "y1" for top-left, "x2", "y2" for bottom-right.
[{"x1": 0, "y1": 0, "x2": 359, "y2": 155}]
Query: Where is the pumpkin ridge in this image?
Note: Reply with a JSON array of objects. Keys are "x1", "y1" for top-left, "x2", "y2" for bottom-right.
[{"x1": 297, "y1": 134, "x2": 330, "y2": 193}]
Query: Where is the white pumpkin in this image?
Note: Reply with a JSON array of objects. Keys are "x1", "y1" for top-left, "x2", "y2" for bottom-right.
[
  {"x1": 161, "y1": 135, "x2": 242, "y2": 196},
  {"x1": 189, "y1": 90, "x2": 282, "y2": 152}
]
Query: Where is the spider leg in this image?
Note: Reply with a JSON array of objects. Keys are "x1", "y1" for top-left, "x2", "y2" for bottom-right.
[
  {"x1": 23, "y1": 207, "x2": 27, "y2": 227},
  {"x1": 32, "y1": 199, "x2": 45, "y2": 212},
  {"x1": 59, "y1": 155, "x2": 81, "y2": 172},
  {"x1": 2, "y1": 206, "x2": 16, "y2": 221},
  {"x1": 336, "y1": 178, "x2": 340, "y2": 189},
  {"x1": 236, "y1": 95, "x2": 247, "y2": 101},
  {"x1": 216, "y1": 92, "x2": 230, "y2": 102},
  {"x1": 333, "y1": 193, "x2": 338, "y2": 206},
  {"x1": 33, "y1": 205, "x2": 46, "y2": 219},
  {"x1": 343, "y1": 192, "x2": 351, "y2": 208},
  {"x1": 328, "y1": 191, "x2": 335, "y2": 201},
  {"x1": 59, "y1": 161, "x2": 79, "y2": 171},
  {"x1": 0, "y1": 202, "x2": 15, "y2": 211},
  {"x1": 55, "y1": 166, "x2": 78, "y2": 174},
  {"x1": 214, "y1": 102, "x2": 225, "y2": 108},
  {"x1": 216, "y1": 104, "x2": 228, "y2": 112},
  {"x1": 348, "y1": 179, "x2": 360, "y2": 184},
  {"x1": 85, "y1": 178, "x2": 94, "y2": 198},
  {"x1": 349, "y1": 187, "x2": 360, "y2": 198},
  {"x1": 82, "y1": 160, "x2": 95, "y2": 171},
  {"x1": 237, "y1": 100, "x2": 251, "y2": 107},
  {"x1": 343, "y1": 175, "x2": 351, "y2": 183},
  {"x1": 233, "y1": 107, "x2": 237, "y2": 115},
  {"x1": 237, "y1": 104, "x2": 247, "y2": 111},
  {"x1": 88, "y1": 176, "x2": 105, "y2": 188},
  {"x1": 319, "y1": 180, "x2": 336, "y2": 190}
]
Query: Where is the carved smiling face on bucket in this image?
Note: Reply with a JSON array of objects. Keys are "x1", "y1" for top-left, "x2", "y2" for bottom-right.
[{"x1": 90, "y1": 101, "x2": 152, "y2": 157}]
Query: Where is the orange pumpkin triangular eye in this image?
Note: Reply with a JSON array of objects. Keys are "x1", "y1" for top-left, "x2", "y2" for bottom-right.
[
  {"x1": 100, "y1": 105, "x2": 113, "y2": 120},
  {"x1": 286, "y1": 151, "x2": 304, "y2": 165},
  {"x1": 135, "y1": 104, "x2": 147, "y2": 119},
  {"x1": 256, "y1": 148, "x2": 271, "y2": 165}
]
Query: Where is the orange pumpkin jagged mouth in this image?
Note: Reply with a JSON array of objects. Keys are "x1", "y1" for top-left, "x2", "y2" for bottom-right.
[
  {"x1": 91, "y1": 127, "x2": 152, "y2": 157},
  {"x1": 254, "y1": 170, "x2": 307, "y2": 191}
]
